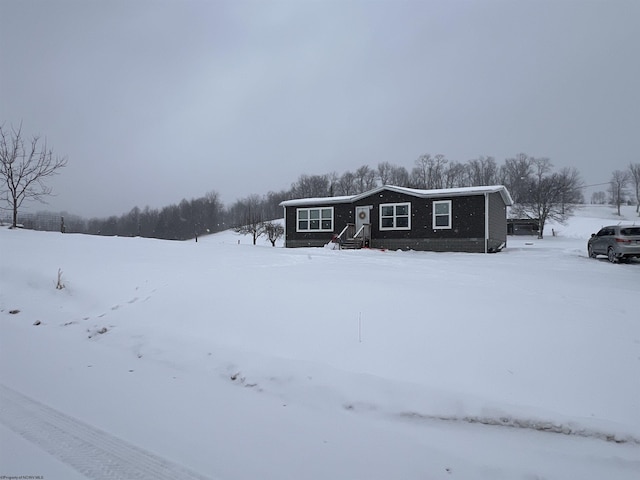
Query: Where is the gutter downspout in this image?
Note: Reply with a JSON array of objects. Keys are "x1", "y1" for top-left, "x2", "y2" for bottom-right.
[
  {"x1": 283, "y1": 205, "x2": 287, "y2": 247},
  {"x1": 484, "y1": 193, "x2": 489, "y2": 253}
]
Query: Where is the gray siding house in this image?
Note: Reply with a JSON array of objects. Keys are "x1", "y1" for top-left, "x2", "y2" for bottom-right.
[{"x1": 280, "y1": 185, "x2": 514, "y2": 253}]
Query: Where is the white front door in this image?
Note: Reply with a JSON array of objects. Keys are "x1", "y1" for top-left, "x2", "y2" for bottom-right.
[{"x1": 355, "y1": 206, "x2": 370, "y2": 232}]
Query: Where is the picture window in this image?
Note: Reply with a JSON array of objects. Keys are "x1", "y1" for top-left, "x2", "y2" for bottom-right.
[
  {"x1": 297, "y1": 207, "x2": 333, "y2": 232},
  {"x1": 379, "y1": 203, "x2": 411, "y2": 230}
]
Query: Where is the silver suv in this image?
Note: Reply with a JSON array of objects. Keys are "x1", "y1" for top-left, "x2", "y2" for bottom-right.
[{"x1": 588, "y1": 225, "x2": 640, "y2": 263}]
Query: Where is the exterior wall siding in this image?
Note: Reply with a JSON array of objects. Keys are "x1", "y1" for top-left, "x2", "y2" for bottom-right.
[
  {"x1": 370, "y1": 237, "x2": 485, "y2": 253},
  {"x1": 354, "y1": 191, "x2": 485, "y2": 243},
  {"x1": 283, "y1": 203, "x2": 352, "y2": 247},
  {"x1": 283, "y1": 187, "x2": 510, "y2": 253},
  {"x1": 487, "y1": 192, "x2": 507, "y2": 251}
]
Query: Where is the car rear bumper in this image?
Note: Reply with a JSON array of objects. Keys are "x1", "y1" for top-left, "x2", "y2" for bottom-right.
[{"x1": 616, "y1": 244, "x2": 640, "y2": 256}]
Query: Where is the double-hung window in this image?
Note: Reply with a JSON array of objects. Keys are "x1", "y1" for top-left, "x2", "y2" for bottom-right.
[
  {"x1": 433, "y1": 200, "x2": 452, "y2": 229},
  {"x1": 297, "y1": 207, "x2": 333, "y2": 232},
  {"x1": 379, "y1": 202, "x2": 411, "y2": 230}
]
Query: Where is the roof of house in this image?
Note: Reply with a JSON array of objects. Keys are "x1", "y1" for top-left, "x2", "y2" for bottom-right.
[{"x1": 280, "y1": 185, "x2": 514, "y2": 207}]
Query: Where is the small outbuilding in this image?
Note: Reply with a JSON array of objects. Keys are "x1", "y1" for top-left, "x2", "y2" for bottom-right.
[
  {"x1": 507, "y1": 218, "x2": 540, "y2": 236},
  {"x1": 280, "y1": 185, "x2": 514, "y2": 253}
]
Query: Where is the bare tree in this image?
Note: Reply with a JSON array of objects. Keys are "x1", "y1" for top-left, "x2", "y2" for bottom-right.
[
  {"x1": 410, "y1": 154, "x2": 448, "y2": 189},
  {"x1": 232, "y1": 194, "x2": 264, "y2": 245},
  {"x1": 0, "y1": 124, "x2": 68, "y2": 227},
  {"x1": 290, "y1": 174, "x2": 330, "y2": 198},
  {"x1": 628, "y1": 163, "x2": 640, "y2": 214},
  {"x1": 511, "y1": 158, "x2": 582, "y2": 239},
  {"x1": 326, "y1": 171, "x2": 339, "y2": 196},
  {"x1": 389, "y1": 165, "x2": 410, "y2": 187},
  {"x1": 235, "y1": 222, "x2": 265, "y2": 245},
  {"x1": 409, "y1": 154, "x2": 432, "y2": 189},
  {"x1": 431, "y1": 154, "x2": 448, "y2": 189},
  {"x1": 354, "y1": 165, "x2": 377, "y2": 193},
  {"x1": 263, "y1": 189, "x2": 288, "y2": 220},
  {"x1": 500, "y1": 154, "x2": 533, "y2": 203},
  {"x1": 335, "y1": 171, "x2": 357, "y2": 196},
  {"x1": 377, "y1": 162, "x2": 393, "y2": 185},
  {"x1": 410, "y1": 153, "x2": 449, "y2": 190},
  {"x1": 442, "y1": 160, "x2": 466, "y2": 188},
  {"x1": 590, "y1": 191, "x2": 606, "y2": 205},
  {"x1": 262, "y1": 220, "x2": 284, "y2": 246},
  {"x1": 556, "y1": 167, "x2": 584, "y2": 213},
  {"x1": 467, "y1": 156, "x2": 498, "y2": 186},
  {"x1": 609, "y1": 169, "x2": 630, "y2": 216}
]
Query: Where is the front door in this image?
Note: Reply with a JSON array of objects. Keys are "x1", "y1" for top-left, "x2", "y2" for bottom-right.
[{"x1": 355, "y1": 206, "x2": 370, "y2": 232}]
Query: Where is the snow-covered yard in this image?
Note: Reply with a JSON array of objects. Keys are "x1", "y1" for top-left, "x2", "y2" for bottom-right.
[{"x1": 1, "y1": 204, "x2": 639, "y2": 480}]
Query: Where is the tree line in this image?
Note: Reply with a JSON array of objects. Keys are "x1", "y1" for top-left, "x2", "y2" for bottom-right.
[
  {"x1": 5, "y1": 154, "x2": 638, "y2": 242},
  {"x1": 3, "y1": 125, "x2": 639, "y2": 240}
]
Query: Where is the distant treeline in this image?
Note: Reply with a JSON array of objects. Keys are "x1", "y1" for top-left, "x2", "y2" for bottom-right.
[{"x1": 5, "y1": 152, "x2": 636, "y2": 240}]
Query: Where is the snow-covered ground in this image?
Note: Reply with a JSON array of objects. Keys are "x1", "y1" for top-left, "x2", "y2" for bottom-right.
[{"x1": 1, "y1": 204, "x2": 639, "y2": 480}]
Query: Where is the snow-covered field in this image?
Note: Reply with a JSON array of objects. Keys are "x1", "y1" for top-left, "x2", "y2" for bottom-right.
[{"x1": 1, "y1": 204, "x2": 639, "y2": 480}]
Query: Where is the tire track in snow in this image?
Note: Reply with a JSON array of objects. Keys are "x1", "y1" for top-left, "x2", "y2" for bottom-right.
[
  {"x1": 230, "y1": 369, "x2": 640, "y2": 446},
  {"x1": 0, "y1": 384, "x2": 212, "y2": 480},
  {"x1": 396, "y1": 410, "x2": 640, "y2": 445}
]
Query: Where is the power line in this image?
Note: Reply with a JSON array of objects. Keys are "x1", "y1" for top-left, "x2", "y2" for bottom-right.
[{"x1": 578, "y1": 182, "x2": 611, "y2": 189}]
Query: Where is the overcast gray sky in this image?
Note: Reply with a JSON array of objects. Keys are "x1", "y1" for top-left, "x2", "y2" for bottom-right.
[{"x1": 2, "y1": 0, "x2": 639, "y2": 218}]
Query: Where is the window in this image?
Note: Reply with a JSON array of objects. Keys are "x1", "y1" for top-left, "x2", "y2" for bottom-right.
[
  {"x1": 297, "y1": 207, "x2": 333, "y2": 232},
  {"x1": 433, "y1": 200, "x2": 452, "y2": 229},
  {"x1": 621, "y1": 227, "x2": 640, "y2": 236},
  {"x1": 379, "y1": 202, "x2": 411, "y2": 230}
]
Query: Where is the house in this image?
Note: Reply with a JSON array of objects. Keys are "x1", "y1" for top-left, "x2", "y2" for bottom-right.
[{"x1": 279, "y1": 185, "x2": 514, "y2": 253}]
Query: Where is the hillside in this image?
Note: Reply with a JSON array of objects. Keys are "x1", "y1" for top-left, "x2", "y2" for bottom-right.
[{"x1": 1, "y1": 205, "x2": 638, "y2": 480}]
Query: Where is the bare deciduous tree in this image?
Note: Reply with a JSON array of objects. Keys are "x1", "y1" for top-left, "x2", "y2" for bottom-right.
[
  {"x1": 0, "y1": 124, "x2": 67, "y2": 227},
  {"x1": 431, "y1": 154, "x2": 448, "y2": 189},
  {"x1": 590, "y1": 191, "x2": 606, "y2": 205},
  {"x1": 234, "y1": 222, "x2": 264, "y2": 245},
  {"x1": 628, "y1": 163, "x2": 640, "y2": 215},
  {"x1": 467, "y1": 156, "x2": 498, "y2": 186},
  {"x1": 388, "y1": 165, "x2": 410, "y2": 187},
  {"x1": 262, "y1": 220, "x2": 284, "y2": 246},
  {"x1": 409, "y1": 154, "x2": 432, "y2": 189},
  {"x1": 442, "y1": 160, "x2": 466, "y2": 188},
  {"x1": 511, "y1": 159, "x2": 582, "y2": 239},
  {"x1": 377, "y1": 162, "x2": 393, "y2": 186},
  {"x1": 556, "y1": 167, "x2": 584, "y2": 213},
  {"x1": 326, "y1": 172, "x2": 339, "y2": 196},
  {"x1": 410, "y1": 153, "x2": 449, "y2": 190},
  {"x1": 336, "y1": 171, "x2": 357, "y2": 196},
  {"x1": 354, "y1": 165, "x2": 377, "y2": 193},
  {"x1": 410, "y1": 154, "x2": 448, "y2": 189},
  {"x1": 290, "y1": 174, "x2": 330, "y2": 198},
  {"x1": 609, "y1": 169, "x2": 630, "y2": 216},
  {"x1": 500, "y1": 153, "x2": 533, "y2": 203},
  {"x1": 232, "y1": 194, "x2": 264, "y2": 245}
]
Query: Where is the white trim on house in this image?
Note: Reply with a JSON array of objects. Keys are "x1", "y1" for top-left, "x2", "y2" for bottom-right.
[
  {"x1": 279, "y1": 185, "x2": 513, "y2": 208},
  {"x1": 352, "y1": 185, "x2": 514, "y2": 206},
  {"x1": 283, "y1": 205, "x2": 288, "y2": 246},
  {"x1": 432, "y1": 200, "x2": 452, "y2": 229},
  {"x1": 379, "y1": 202, "x2": 411, "y2": 231},
  {"x1": 280, "y1": 195, "x2": 354, "y2": 207},
  {"x1": 484, "y1": 192, "x2": 489, "y2": 253}
]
